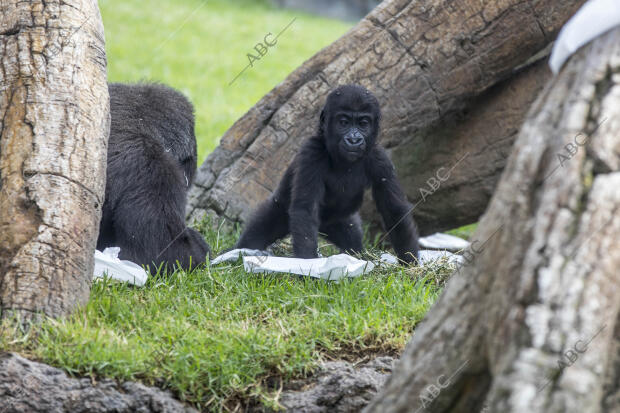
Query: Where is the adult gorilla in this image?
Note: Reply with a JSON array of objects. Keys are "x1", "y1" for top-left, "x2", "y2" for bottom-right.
[
  {"x1": 97, "y1": 83, "x2": 210, "y2": 272},
  {"x1": 237, "y1": 84, "x2": 419, "y2": 263}
]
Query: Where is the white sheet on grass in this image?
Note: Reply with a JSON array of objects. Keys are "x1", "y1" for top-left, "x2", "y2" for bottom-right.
[
  {"x1": 549, "y1": 0, "x2": 620, "y2": 74},
  {"x1": 418, "y1": 250, "x2": 463, "y2": 265},
  {"x1": 210, "y1": 248, "x2": 271, "y2": 265},
  {"x1": 211, "y1": 247, "x2": 463, "y2": 280},
  {"x1": 418, "y1": 232, "x2": 469, "y2": 252},
  {"x1": 244, "y1": 253, "x2": 374, "y2": 281},
  {"x1": 91, "y1": 232, "x2": 468, "y2": 284},
  {"x1": 377, "y1": 251, "x2": 463, "y2": 266},
  {"x1": 93, "y1": 247, "x2": 148, "y2": 287}
]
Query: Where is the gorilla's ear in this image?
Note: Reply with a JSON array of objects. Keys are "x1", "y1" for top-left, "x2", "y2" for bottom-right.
[{"x1": 319, "y1": 109, "x2": 326, "y2": 136}]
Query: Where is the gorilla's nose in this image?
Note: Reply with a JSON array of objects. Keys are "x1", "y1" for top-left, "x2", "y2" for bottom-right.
[{"x1": 345, "y1": 135, "x2": 364, "y2": 147}]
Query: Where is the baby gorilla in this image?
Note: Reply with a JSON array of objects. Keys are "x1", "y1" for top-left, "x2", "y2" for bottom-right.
[
  {"x1": 237, "y1": 84, "x2": 419, "y2": 263},
  {"x1": 97, "y1": 83, "x2": 210, "y2": 272}
]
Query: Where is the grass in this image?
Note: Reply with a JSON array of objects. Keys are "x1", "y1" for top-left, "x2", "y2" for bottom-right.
[
  {"x1": 0, "y1": 218, "x2": 454, "y2": 411},
  {"x1": 100, "y1": 0, "x2": 353, "y2": 162},
  {"x1": 446, "y1": 223, "x2": 477, "y2": 240}
]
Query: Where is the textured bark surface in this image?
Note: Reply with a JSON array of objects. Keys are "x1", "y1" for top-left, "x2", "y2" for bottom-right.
[
  {"x1": 0, "y1": 353, "x2": 197, "y2": 413},
  {"x1": 187, "y1": 0, "x2": 582, "y2": 235},
  {"x1": 0, "y1": 0, "x2": 109, "y2": 320},
  {"x1": 365, "y1": 27, "x2": 620, "y2": 413}
]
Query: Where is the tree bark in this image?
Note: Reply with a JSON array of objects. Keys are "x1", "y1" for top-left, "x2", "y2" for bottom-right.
[
  {"x1": 187, "y1": 0, "x2": 583, "y2": 235},
  {"x1": 365, "y1": 26, "x2": 620, "y2": 413},
  {"x1": 0, "y1": 0, "x2": 109, "y2": 321}
]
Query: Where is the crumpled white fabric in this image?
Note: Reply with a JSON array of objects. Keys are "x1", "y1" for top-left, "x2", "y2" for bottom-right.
[
  {"x1": 244, "y1": 254, "x2": 374, "y2": 281},
  {"x1": 418, "y1": 250, "x2": 463, "y2": 265},
  {"x1": 418, "y1": 232, "x2": 469, "y2": 252},
  {"x1": 211, "y1": 247, "x2": 464, "y2": 280},
  {"x1": 378, "y1": 251, "x2": 463, "y2": 266},
  {"x1": 210, "y1": 248, "x2": 271, "y2": 265},
  {"x1": 549, "y1": 0, "x2": 620, "y2": 74},
  {"x1": 93, "y1": 247, "x2": 148, "y2": 287}
]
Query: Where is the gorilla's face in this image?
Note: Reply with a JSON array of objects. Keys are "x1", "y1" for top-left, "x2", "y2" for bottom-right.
[
  {"x1": 333, "y1": 111, "x2": 372, "y2": 162},
  {"x1": 321, "y1": 85, "x2": 380, "y2": 164}
]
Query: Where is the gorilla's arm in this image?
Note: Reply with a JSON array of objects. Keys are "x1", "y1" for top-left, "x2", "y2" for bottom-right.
[
  {"x1": 289, "y1": 145, "x2": 326, "y2": 258},
  {"x1": 368, "y1": 146, "x2": 419, "y2": 263}
]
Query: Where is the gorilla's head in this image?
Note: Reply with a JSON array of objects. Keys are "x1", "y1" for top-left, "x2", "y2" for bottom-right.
[{"x1": 320, "y1": 84, "x2": 381, "y2": 163}]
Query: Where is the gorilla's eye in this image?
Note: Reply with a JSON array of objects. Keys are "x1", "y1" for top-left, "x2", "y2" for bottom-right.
[
  {"x1": 359, "y1": 118, "x2": 370, "y2": 128},
  {"x1": 338, "y1": 117, "x2": 349, "y2": 127}
]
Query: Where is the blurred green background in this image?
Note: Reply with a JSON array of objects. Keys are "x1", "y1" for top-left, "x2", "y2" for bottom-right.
[{"x1": 100, "y1": 0, "x2": 352, "y2": 162}]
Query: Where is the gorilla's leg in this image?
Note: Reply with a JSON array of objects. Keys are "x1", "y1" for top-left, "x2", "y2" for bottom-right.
[
  {"x1": 236, "y1": 199, "x2": 289, "y2": 250},
  {"x1": 320, "y1": 214, "x2": 363, "y2": 254}
]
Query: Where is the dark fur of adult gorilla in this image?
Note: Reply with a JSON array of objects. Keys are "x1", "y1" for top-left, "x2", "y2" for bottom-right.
[
  {"x1": 97, "y1": 83, "x2": 210, "y2": 272},
  {"x1": 236, "y1": 84, "x2": 419, "y2": 263}
]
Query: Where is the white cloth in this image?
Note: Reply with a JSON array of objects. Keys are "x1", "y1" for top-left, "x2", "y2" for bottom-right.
[
  {"x1": 210, "y1": 248, "x2": 271, "y2": 265},
  {"x1": 379, "y1": 250, "x2": 463, "y2": 266},
  {"x1": 93, "y1": 247, "x2": 148, "y2": 287},
  {"x1": 418, "y1": 232, "x2": 469, "y2": 252},
  {"x1": 549, "y1": 0, "x2": 620, "y2": 73},
  {"x1": 244, "y1": 253, "x2": 374, "y2": 281},
  {"x1": 211, "y1": 246, "x2": 464, "y2": 280},
  {"x1": 418, "y1": 250, "x2": 463, "y2": 265}
]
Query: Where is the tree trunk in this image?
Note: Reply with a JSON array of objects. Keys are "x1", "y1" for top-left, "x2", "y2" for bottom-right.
[
  {"x1": 187, "y1": 0, "x2": 583, "y2": 235},
  {"x1": 0, "y1": 0, "x2": 109, "y2": 321},
  {"x1": 365, "y1": 26, "x2": 620, "y2": 413}
]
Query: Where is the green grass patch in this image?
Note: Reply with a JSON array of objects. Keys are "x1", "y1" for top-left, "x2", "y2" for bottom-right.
[
  {"x1": 0, "y1": 219, "x2": 453, "y2": 411},
  {"x1": 100, "y1": 0, "x2": 352, "y2": 162},
  {"x1": 446, "y1": 223, "x2": 478, "y2": 240}
]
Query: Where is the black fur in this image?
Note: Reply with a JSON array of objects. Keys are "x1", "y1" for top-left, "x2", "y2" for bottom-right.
[
  {"x1": 97, "y1": 83, "x2": 210, "y2": 272},
  {"x1": 237, "y1": 84, "x2": 419, "y2": 263}
]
